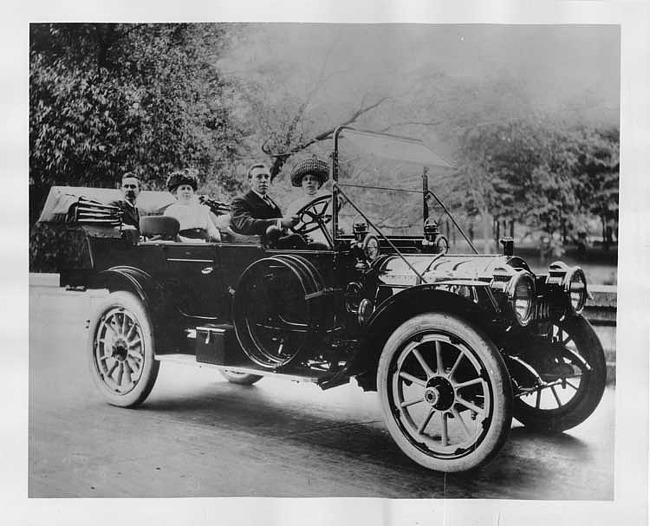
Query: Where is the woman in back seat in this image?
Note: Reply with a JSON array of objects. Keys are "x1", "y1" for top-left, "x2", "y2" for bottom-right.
[{"x1": 163, "y1": 170, "x2": 221, "y2": 242}]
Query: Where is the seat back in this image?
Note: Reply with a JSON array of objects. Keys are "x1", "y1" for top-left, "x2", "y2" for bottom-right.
[
  {"x1": 211, "y1": 213, "x2": 261, "y2": 244},
  {"x1": 140, "y1": 215, "x2": 180, "y2": 240}
]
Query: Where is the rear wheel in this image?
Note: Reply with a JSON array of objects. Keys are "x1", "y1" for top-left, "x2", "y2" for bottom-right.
[
  {"x1": 377, "y1": 313, "x2": 512, "y2": 472},
  {"x1": 219, "y1": 370, "x2": 263, "y2": 385},
  {"x1": 87, "y1": 291, "x2": 159, "y2": 407}
]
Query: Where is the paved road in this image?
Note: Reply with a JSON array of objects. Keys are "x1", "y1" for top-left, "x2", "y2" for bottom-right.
[{"x1": 29, "y1": 285, "x2": 615, "y2": 499}]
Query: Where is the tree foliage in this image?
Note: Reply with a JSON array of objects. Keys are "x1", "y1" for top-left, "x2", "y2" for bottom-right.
[
  {"x1": 30, "y1": 23, "x2": 243, "y2": 192},
  {"x1": 454, "y1": 119, "x2": 619, "y2": 237},
  {"x1": 570, "y1": 126, "x2": 620, "y2": 223}
]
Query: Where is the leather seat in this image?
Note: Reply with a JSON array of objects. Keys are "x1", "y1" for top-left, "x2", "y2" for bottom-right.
[
  {"x1": 211, "y1": 213, "x2": 261, "y2": 244},
  {"x1": 139, "y1": 215, "x2": 180, "y2": 241}
]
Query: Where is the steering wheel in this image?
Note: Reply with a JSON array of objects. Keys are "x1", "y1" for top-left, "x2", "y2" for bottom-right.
[{"x1": 290, "y1": 194, "x2": 332, "y2": 235}]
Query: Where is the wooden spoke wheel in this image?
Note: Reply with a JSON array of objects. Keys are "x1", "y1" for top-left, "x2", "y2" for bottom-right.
[
  {"x1": 88, "y1": 291, "x2": 159, "y2": 407},
  {"x1": 378, "y1": 313, "x2": 512, "y2": 472}
]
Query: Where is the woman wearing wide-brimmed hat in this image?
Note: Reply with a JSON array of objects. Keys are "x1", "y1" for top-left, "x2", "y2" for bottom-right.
[
  {"x1": 286, "y1": 156, "x2": 330, "y2": 213},
  {"x1": 163, "y1": 169, "x2": 221, "y2": 242},
  {"x1": 285, "y1": 156, "x2": 332, "y2": 246}
]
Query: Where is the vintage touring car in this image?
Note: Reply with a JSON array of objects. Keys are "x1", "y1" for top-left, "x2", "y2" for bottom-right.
[{"x1": 38, "y1": 127, "x2": 606, "y2": 473}]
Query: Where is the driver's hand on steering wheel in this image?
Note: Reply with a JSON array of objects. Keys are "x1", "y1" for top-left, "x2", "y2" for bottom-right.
[{"x1": 280, "y1": 215, "x2": 299, "y2": 230}]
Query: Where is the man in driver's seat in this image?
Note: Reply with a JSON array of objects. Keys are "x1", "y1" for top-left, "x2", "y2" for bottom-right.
[{"x1": 230, "y1": 163, "x2": 299, "y2": 237}]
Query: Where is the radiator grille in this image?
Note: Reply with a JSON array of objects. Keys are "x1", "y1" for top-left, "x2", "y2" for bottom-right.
[{"x1": 532, "y1": 298, "x2": 552, "y2": 320}]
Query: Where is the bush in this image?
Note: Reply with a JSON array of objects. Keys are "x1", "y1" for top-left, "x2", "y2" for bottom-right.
[{"x1": 29, "y1": 223, "x2": 91, "y2": 273}]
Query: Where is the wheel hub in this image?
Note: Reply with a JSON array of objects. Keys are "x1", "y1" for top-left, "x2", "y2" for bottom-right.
[
  {"x1": 424, "y1": 377, "x2": 455, "y2": 411},
  {"x1": 424, "y1": 387, "x2": 440, "y2": 405},
  {"x1": 112, "y1": 338, "x2": 128, "y2": 362}
]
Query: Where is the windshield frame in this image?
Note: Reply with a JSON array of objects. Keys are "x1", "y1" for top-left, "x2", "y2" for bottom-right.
[{"x1": 330, "y1": 126, "x2": 453, "y2": 245}]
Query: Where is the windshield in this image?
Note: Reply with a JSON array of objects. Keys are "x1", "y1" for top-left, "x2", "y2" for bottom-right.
[{"x1": 334, "y1": 128, "x2": 452, "y2": 238}]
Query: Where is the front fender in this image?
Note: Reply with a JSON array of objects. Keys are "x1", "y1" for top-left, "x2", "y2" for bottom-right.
[
  {"x1": 368, "y1": 285, "x2": 484, "y2": 328},
  {"x1": 352, "y1": 285, "x2": 489, "y2": 390}
]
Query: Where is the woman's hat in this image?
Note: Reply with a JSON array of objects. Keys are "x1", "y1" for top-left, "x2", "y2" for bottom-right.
[
  {"x1": 290, "y1": 156, "x2": 329, "y2": 187},
  {"x1": 166, "y1": 169, "x2": 199, "y2": 193}
]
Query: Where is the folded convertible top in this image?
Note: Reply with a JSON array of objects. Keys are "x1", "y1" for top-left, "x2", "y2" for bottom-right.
[{"x1": 38, "y1": 186, "x2": 177, "y2": 224}]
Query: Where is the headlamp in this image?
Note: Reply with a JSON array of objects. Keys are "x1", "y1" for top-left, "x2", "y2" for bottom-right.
[
  {"x1": 506, "y1": 271, "x2": 535, "y2": 326},
  {"x1": 565, "y1": 267, "x2": 588, "y2": 314},
  {"x1": 546, "y1": 262, "x2": 589, "y2": 314}
]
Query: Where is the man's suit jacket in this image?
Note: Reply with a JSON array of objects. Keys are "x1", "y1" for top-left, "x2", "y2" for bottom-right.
[
  {"x1": 110, "y1": 199, "x2": 140, "y2": 231},
  {"x1": 230, "y1": 190, "x2": 282, "y2": 236}
]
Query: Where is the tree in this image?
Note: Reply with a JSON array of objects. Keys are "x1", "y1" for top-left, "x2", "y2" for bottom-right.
[
  {"x1": 217, "y1": 24, "x2": 422, "y2": 183},
  {"x1": 454, "y1": 118, "x2": 619, "y2": 246},
  {"x1": 30, "y1": 23, "x2": 243, "y2": 193},
  {"x1": 570, "y1": 126, "x2": 619, "y2": 233}
]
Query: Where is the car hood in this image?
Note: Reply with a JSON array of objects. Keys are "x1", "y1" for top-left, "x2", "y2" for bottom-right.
[{"x1": 375, "y1": 253, "x2": 531, "y2": 287}]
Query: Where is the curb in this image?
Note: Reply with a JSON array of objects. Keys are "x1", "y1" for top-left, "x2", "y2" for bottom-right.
[{"x1": 29, "y1": 273, "x2": 60, "y2": 288}]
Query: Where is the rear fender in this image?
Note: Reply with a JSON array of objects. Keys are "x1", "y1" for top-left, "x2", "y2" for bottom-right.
[
  {"x1": 353, "y1": 286, "x2": 488, "y2": 391},
  {"x1": 95, "y1": 266, "x2": 153, "y2": 303},
  {"x1": 93, "y1": 266, "x2": 180, "y2": 354}
]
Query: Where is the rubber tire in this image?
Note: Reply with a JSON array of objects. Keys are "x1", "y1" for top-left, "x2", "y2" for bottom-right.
[
  {"x1": 513, "y1": 315, "x2": 606, "y2": 432},
  {"x1": 219, "y1": 370, "x2": 263, "y2": 385},
  {"x1": 377, "y1": 312, "x2": 512, "y2": 473},
  {"x1": 87, "y1": 291, "x2": 160, "y2": 407}
]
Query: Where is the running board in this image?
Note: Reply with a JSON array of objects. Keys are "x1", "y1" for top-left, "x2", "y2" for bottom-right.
[{"x1": 155, "y1": 353, "x2": 326, "y2": 384}]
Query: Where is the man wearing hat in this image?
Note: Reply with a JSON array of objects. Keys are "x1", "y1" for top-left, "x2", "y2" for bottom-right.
[{"x1": 230, "y1": 163, "x2": 299, "y2": 236}]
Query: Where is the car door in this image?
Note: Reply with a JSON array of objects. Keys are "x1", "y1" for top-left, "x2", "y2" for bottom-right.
[{"x1": 163, "y1": 243, "x2": 223, "y2": 318}]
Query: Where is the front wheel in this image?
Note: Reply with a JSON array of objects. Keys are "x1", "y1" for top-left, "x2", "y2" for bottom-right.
[
  {"x1": 377, "y1": 313, "x2": 512, "y2": 473},
  {"x1": 87, "y1": 291, "x2": 160, "y2": 407},
  {"x1": 512, "y1": 315, "x2": 606, "y2": 432}
]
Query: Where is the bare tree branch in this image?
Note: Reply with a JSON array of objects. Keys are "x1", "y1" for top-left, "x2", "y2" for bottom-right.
[
  {"x1": 380, "y1": 119, "x2": 446, "y2": 133},
  {"x1": 267, "y1": 96, "x2": 390, "y2": 177}
]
